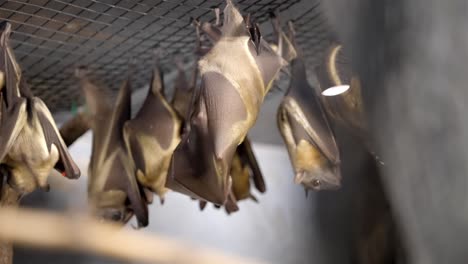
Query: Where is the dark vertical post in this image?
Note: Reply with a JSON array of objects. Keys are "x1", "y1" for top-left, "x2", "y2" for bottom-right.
[{"x1": 323, "y1": 0, "x2": 468, "y2": 263}]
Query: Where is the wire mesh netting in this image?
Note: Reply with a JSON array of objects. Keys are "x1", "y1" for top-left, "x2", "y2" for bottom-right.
[{"x1": 0, "y1": 0, "x2": 332, "y2": 112}]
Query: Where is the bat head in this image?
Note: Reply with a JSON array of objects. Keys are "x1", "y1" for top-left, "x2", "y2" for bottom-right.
[
  {"x1": 91, "y1": 190, "x2": 131, "y2": 224},
  {"x1": 293, "y1": 138, "x2": 341, "y2": 191},
  {"x1": 150, "y1": 54, "x2": 165, "y2": 96},
  {"x1": 96, "y1": 207, "x2": 127, "y2": 222},
  {"x1": 295, "y1": 167, "x2": 341, "y2": 191}
]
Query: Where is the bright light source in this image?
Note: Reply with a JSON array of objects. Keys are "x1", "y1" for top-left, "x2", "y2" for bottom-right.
[{"x1": 321, "y1": 85, "x2": 350, "y2": 96}]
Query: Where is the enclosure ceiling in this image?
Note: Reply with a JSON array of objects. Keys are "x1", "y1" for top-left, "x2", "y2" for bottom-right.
[{"x1": 0, "y1": 0, "x2": 332, "y2": 113}]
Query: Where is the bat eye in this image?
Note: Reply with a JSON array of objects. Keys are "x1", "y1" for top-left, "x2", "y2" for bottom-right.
[
  {"x1": 110, "y1": 212, "x2": 122, "y2": 221},
  {"x1": 99, "y1": 209, "x2": 123, "y2": 222},
  {"x1": 312, "y1": 179, "x2": 321, "y2": 188}
]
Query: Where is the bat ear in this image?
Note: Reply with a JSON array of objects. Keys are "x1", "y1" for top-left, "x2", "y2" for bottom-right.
[
  {"x1": 150, "y1": 50, "x2": 165, "y2": 96},
  {"x1": 250, "y1": 23, "x2": 262, "y2": 55},
  {"x1": 244, "y1": 14, "x2": 262, "y2": 55}
]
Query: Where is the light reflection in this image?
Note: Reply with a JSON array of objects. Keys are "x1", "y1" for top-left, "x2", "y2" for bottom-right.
[{"x1": 321, "y1": 85, "x2": 350, "y2": 96}]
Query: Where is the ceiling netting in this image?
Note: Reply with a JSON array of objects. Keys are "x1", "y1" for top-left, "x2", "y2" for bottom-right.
[{"x1": 0, "y1": 0, "x2": 332, "y2": 112}]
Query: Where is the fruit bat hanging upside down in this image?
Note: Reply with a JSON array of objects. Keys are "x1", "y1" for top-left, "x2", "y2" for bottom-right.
[
  {"x1": 0, "y1": 22, "x2": 80, "y2": 196},
  {"x1": 167, "y1": 0, "x2": 283, "y2": 206},
  {"x1": 77, "y1": 67, "x2": 149, "y2": 227},
  {"x1": 123, "y1": 56, "x2": 182, "y2": 204},
  {"x1": 277, "y1": 22, "x2": 341, "y2": 191},
  {"x1": 173, "y1": 13, "x2": 266, "y2": 214}
]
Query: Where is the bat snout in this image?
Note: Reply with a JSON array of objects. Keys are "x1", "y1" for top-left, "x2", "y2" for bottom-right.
[{"x1": 297, "y1": 168, "x2": 341, "y2": 191}]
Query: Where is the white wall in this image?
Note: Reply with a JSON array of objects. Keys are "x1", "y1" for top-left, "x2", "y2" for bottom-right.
[{"x1": 43, "y1": 132, "x2": 338, "y2": 264}]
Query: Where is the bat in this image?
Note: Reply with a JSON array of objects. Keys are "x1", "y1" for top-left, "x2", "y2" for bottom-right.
[
  {"x1": 167, "y1": 0, "x2": 284, "y2": 205},
  {"x1": 78, "y1": 67, "x2": 148, "y2": 227},
  {"x1": 0, "y1": 21, "x2": 80, "y2": 196},
  {"x1": 123, "y1": 57, "x2": 182, "y2": 204},
  {"x1": 277, "y1": 22, "x2": 341, "y2": 191},
  {"x1": 173, "y1": 17, "x2": 265, "y2": 213}
]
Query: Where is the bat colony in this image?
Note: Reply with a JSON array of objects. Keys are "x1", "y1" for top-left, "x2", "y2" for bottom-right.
[{"x1": 0, "y1": 0, "x2": 372, "y2": 226}]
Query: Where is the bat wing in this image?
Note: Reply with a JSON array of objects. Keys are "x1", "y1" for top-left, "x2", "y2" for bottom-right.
[
  {"x1": 0, "y1": 22, "x2": 28, "y2": 162},
  {"x1": 287, "y1": 59, "x2": 340, "y2": 164},
  {"x1": 97, "y1": 150, "x2": 148, "y2": 227},
  {"x1": 105, "y1": 79, "x2": 131, "y2": 157},
  {"x1": 0, "y1": 22, "x2": 22, "y2": 106},
  {"x1": 237, "y1": 137, "x2": 266, "y2": 193},
  {"x1": 202, "y1": 71, "x2": 247, "y2": 180},
  {"x1": 117, "y1": 150, "x2": 148, "y2": 227},
  {"x1": 278, "y1": 100, "x2": 341, "y2": 190},
  {"x1": 111, "y1": 75, "x2": 148, "y2": 227},
  {"x1": 171, "y1": 71, "x2": 246, "y2": 204},
  {"x1": 167, "y1": 92, "x2": 229, "y2": 205},
  {"x1": 281, "y1": 96, "x2": 340, "y2": 166},
  {"x1": 33, "y1": 98, "x2": 80, "y2": 179},
  {"x1": 76, "y1": 71, "x2": 113, "y2": 172},
  {"x1": 0, "y1": 96, "x2": 26, "y2": 162}
]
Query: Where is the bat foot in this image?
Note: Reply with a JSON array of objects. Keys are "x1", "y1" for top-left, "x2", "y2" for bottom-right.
[
  {"x1": 249, "y1": 194, "x2": 259, "y2": 203},
  {"x1": 199, "y1": 201, "x2": 207, "y2": 211},
  {"x1": 159, "y1": 197, "x2": 165, "y2": 205}
]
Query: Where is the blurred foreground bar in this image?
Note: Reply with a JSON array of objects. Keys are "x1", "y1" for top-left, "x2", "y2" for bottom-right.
[{"x1": 0, "y1": 207, "x2": 263, "y2": 264}]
